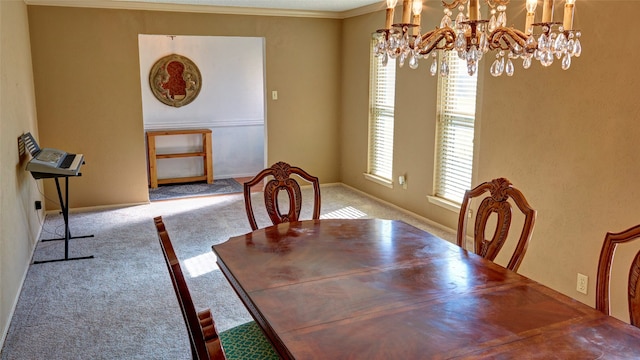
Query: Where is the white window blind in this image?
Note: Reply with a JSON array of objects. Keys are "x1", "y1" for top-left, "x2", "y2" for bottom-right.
[
  {"x1": 367, "y1": 36, "x2": 396, "y2": 183},
  {"x1": 434, "y1": 51, "x2": 478, "y2": 203}
]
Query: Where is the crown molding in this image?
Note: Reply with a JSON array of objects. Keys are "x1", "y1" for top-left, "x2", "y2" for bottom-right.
[
  {"x1": 340, "y1": 2, "x2": 383, "y2": 19},
  {"x1": 23, "y1": 0, "x2": 381, "y2": 19}
]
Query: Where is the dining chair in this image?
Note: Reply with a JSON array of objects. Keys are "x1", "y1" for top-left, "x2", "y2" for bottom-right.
[
  {"x1": 457, "y1": 177, "x2": 537, "y2": 272},
  {"x1": 154, "y1": 216, "x2": 279, "y2": 360},
  {"x1": 243, "y1": 161, "x2": 321, "y2": 231},
  {"x1": 596, "y1": 224, "x2": 640, "y2": 327}
]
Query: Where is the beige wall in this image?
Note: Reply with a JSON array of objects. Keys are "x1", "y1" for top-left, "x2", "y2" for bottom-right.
[
  {"x1": 27, "y1": 6, "x2": 342, "y2": 210},
  {"x1": 342, "y1": 1, "x2": 640, "y2": 307},
  {"x1": 4, "y1": 0, "x2": 638, "y2": 342},
  {"x1": 0, "y1": 0, "x2": 44, "y2": 344}
]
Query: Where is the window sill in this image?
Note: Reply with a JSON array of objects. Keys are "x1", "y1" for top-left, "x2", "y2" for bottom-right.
[
  {"x1": 363, "y1": 173, "x2": 393, "y2": 188},
  {"x1": 427, "y1": 195, "x2": 461, "y2": 213}
]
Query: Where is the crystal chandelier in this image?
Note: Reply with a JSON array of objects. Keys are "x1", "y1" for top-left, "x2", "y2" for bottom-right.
[{"x1": 374, "y1": 0, "x2": 582, "y2": 77}]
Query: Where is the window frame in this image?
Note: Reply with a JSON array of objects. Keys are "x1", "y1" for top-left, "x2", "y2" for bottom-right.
[
  {"x1": 364, "y1": 34, "x2": 396, "y2": 188},
  {"x1": 431, "y1": 51, "x2": 478, "y2": 206}
]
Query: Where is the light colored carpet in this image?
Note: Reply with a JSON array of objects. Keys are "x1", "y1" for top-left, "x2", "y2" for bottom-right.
[{"x1": 0, "y1": 184, "x2": 455, "y2": 359}]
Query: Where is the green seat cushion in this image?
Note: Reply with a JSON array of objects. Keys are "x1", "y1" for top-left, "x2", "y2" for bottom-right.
[{"x1": 219, "y1": 321, "x2": 280, "y2": 359}]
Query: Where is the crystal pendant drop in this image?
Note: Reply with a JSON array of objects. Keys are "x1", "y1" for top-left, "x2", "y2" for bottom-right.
[
  {"x1": 541, "y1": 51, "x2": 554, "y2": 67},
  {"x1": 409, "y1": 54, "x2": 419, "y2": 69},
  {"x1": 538, "y1": 34, "x2": 548, "y2": 51},
  {"x1": 490, "y1": 58, "x2": 501, "y2": 77},
  {"x1": 561, "y1": 53, "x2": 571, "y2": 70},
  {"x1": 554, "y1": 33, "x2": 567, "y2": 53},
  {"x1": 399, "y1": 51, "x2": 407, "y2": 67},
  {"x1": 489, "y1": 14, "x2": 497, "y2": 32},
  {"x1": 467, "y1": 62, "x2": 477, "y2": 76},
  {"x1": 479, "y1": 33, "x2": 488, "y2": 52},
  {"x1": 441, "y1": 14, "x2": 452, "y2": 28},
  {"x1": 430, "y1": 57, "x2": 438, "y2": 76},
  {"x1": 497, "y1": 12, "x2": 507, "y2": 28},
  {"x1": 467, "y1": 45, "x2": 478, "y2": 64},
  {"x1": 566, "y1": 39, "x2": 575, "y2": 56},
  {"x1": 413, "y1": 35, "x2": 421, "y2": 49},
  {"x1": 574, "y1": 39, "x2": 582, "y2": 57},
  {"x1": 525, "y1": 35, "x2": 536, "y2": 54},
  {"x1": 455, "y1": 33, "x2": 466, "y2": 51},
  {"x1": 512, "y1": 43, "x2": 522, "y2": 56},
  {"x1": 506, "y1": 58, "x2": 514, "y2": 76},
  {"x1": 440, "y1": 60, "x2": 449, "y2": 76},
  {"x1": 381, "y1": 52, "x2": 389, "y2": 67},
  {"x1": 523, "y1": 56, "x2": 532, "y2": 69},
  {"x1": 455, "y1": 12, "x2": 466, "y2": 28}
]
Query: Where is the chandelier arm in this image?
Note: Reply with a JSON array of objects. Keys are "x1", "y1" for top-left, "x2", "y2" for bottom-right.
[
  {"x1": 442, "y1": 0, "x2": 465, "y2": 10},
  {"x1": 416, "y1": 27, "x2": 457, "y2": 55},
  {"x1": 488, "y1": 27, "x2": 530, "y2": 53},
  {"x1": 486, "y1": 0, "x2": 510, "y2": 8}
]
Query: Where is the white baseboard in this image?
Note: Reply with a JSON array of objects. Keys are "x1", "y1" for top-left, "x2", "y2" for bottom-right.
[{"x1": 338, "y1": 183, "x2": 457, "y2": 235}]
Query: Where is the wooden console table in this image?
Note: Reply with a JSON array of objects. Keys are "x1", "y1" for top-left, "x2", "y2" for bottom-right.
[{"x1": 146, "y1": 129, "x2": 213, "y2": 189}]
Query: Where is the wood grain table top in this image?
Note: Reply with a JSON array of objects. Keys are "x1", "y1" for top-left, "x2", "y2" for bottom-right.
[{"x1": 212, "y1": 219, "x2": 640, "y2": 359}]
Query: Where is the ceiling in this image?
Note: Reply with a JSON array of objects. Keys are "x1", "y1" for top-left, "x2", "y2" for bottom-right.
[{"x1": 122, "y1": 0, "x2": 382, "y2": 12}]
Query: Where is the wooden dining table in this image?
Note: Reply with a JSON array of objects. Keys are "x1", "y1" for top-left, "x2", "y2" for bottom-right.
[{"x1": 212, "y1": 219, "x2": 640, "y2": 359}]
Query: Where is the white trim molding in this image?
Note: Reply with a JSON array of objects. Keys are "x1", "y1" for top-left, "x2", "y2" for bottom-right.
[
  {"x1": 363, "y1": 173, "x2": 393, "y2": 188},
  {"x1": 427, "y1": 195, "x2": 461, "y2": 213},
  {"x1": 24, "y1": 0, "x2": 381, "y2": 19},
  {"x1": 143, "y1": 119, "x2": 264, "y2": 130}
]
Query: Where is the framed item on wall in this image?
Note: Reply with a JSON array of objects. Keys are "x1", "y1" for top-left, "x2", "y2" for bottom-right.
[{"x1": 149, "y1": 54, "x2": 202, "y2": 107}]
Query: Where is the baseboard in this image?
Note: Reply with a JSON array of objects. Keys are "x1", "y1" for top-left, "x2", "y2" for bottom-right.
[
  {"x1": 44, "y1": 201, "x2": 150, "y2": 215},
  {"x1": 1, "y1": 215, "x2": 44, "y2": 346},
  {"x1": 337, "y1": 183, "x2": 457, "y2": 236}
]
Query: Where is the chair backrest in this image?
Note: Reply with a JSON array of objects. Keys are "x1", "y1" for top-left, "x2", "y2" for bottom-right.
[
  {"x1": 456, "y1": 177, "x2": 537, "y2": 272},
  {"x1": 154, "y1": 216, "x2": 226, "y2": 360},
  {"x1": 596, "y1": 224, "x2": 640, "y2": 327},
  {"x1": 243, "y1": 161, "x2": 321, "y2": 231}
]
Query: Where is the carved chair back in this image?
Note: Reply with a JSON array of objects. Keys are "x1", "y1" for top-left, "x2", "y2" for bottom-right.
[
  {"x1": 243, "y1": 161, "x2": 321, "y2": 231},
  {"x1": 596, "y1": 224, "x2": 640, "y2": 327},
  {"x1": 457, "y1": 178, "x2": 537, "y2": 272}
]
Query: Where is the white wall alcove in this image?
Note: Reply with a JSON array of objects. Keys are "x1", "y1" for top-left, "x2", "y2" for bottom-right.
[{"x1": 138, "y1": 34, "x2": 266, "y2": 182}]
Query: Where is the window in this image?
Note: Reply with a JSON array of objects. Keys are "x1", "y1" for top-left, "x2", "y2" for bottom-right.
[
  {"x1": 433, "y1": 51, "x2": 478, "y2": 204},
  {"x1": 365, "y1": 35, "x2": 396, "y2": 187}
]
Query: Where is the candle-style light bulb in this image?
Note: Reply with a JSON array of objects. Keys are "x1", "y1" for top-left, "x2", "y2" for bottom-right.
[
  {"x1": 525, "y1": 0, "x2": 538, "y2": 35},
  {"x1": 411, "y1": 1, "x2": 422, "y2": 35},
  {"x1": 412, "y1": 0, "x2": 422, "y2": 15},
  {"x1": 385, "y1": 0, "x2": 398, "y2": 29},
  {"x1": 563, "y1": 0, "x2": 576, "y2": 30}
]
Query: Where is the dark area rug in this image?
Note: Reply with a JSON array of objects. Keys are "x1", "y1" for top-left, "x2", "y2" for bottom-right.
[{"x1": 149, "y1": 178, "x2": 243, "y2": 201}]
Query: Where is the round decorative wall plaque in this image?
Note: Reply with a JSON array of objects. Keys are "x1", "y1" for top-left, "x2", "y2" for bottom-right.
[{"x1": 149, "y1": 54, "x2": 202, "y2": 107}]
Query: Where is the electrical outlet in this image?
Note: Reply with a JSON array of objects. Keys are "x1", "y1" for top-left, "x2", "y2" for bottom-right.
[
  {"x1": 577, "y1": 273, "x2": 588, "y2": 294},
  {"x1": 398, "y1": 175, "x2": 407, "y2": 189}
]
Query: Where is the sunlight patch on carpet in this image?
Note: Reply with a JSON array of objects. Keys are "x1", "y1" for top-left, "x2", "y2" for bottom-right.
[
  {"x1": 185, "y1": 252, "x2": 219, "y2": 278},
  {"x1": 321, "y1": 206, "x2": 367, "y2": 219}
]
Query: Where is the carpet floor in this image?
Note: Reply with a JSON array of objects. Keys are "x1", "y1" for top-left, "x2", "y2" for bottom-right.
[
  {"x1": 0, "y1": 185, "x2": 455, "y2": 359},
  {"x1": 149, "y1": 178, "x2": 243, "y2": 201}
]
